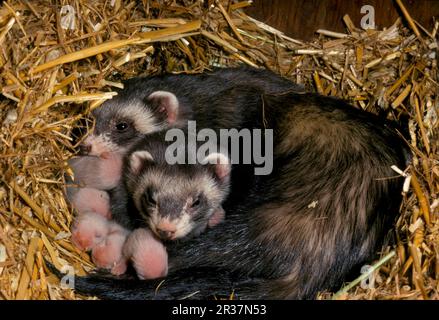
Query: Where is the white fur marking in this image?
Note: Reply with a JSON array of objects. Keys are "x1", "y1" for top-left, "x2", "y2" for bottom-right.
[
  {"x1": 83, "y1": 133, "x2": 120, "y2": 155},
  {"x1": 202, "y1": 152, "x2": 231, "y2": 180},
  {"x1": 117, "y1": 102, "x2": 162, "y2": 134},
  {"x1": 130, "y1": 150, "x2": 154, "y2": 173},
  {"x1": 172, "y1": 213, "x2": 193, "y2": 239},
  {"x1": 148, "y1": 91, "x2": 179, "y2": 112}
]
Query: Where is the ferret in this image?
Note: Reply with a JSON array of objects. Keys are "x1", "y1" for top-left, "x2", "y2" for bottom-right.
[
  {"x1": 70, "y1": 210, "x2": 166, "y2": 278},
  {"x1": 113, "y1": 131, "x2": 231, "y2": 239},
  {"x1": 65, "y1": 154, "x2": 122, "y2": 261},
  {"x1": 81, "y1": 66, "x2": 302, "y2": 157},
  {"x1": 70, "y1": 212, "x2": 129, "y2": 273},
  {"x1": 122, "y1": 228, "x2": 169, "y2": 279},
  {"x1": 66, "y1": 187, "x2": 111, "y2": 220},
  {"x1": 65, "y1": 152, "x2": 122, "y2": 219},
  {"x1": 70, "y1": 209, "x2": 166, "y2": 278},
  {"x1": 71, "y1": 66, "x2": 298, "y2": 217},
  {"x1": 110, "y1": 141, "x2": 229, "y2": 279},
  {"x1": 108, "y1": 132, "x2": 231, "y2": 279},
  {"x1": 54, "y1": 91, "x2": 409, "y2": 299},
  {"x1": 64, "y1": 154, "x2": 130, "y2": 274},
  {"x1": 67, "y1": 153, "x2": 123, "y2": 191}
]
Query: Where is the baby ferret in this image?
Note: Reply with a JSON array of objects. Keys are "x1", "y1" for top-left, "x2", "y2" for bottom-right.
[
  {"x1": 117, "y1": 133, "x2": 231, "y2": 279},
  {"x1": 65, "y1": 152, "x2": 122, "y2": 226},
  {"x1": 112, "y1": 131, "x2": 231, "y2": 239}
]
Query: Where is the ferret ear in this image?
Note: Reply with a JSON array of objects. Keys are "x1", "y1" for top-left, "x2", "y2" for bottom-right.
[
  {"x1": 202, "y1": 153, "x2": 231, "y2": 183},
  {"x1": 146, "y1": 91, "x2": 179, "y2": 125},
  {"x1": 129, "y1": 150, "x2": 154, "y2": 174}
]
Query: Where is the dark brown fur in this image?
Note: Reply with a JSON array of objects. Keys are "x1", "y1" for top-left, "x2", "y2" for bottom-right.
[{"x1": 60, "y1": 91, "x2": 408, "y2": 299}]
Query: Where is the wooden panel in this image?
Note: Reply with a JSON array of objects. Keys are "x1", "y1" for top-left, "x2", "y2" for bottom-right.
[{"x1": 245, "y1": 0, "x2": 439, "y2": 40}]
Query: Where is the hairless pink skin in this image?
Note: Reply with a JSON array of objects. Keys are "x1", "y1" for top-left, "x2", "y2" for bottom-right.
[
  {"x1": 71, "y1": 212, "x2": 111, "y2": 251},
  {"x1": 121, "y1": 208, "x2": 224, "y2": 280},
  {"x1": 71, "y1": 211, "x2": 130, "y2": 275},
  {"x1": 71, "y1": 207, "x2": 224, "y2": 278},
  {"x1": 91, "y1": 223, "x2": 130, "y2": 275},
  {"x1": 123, "y1": 228, "x2": 168, "y2": 279},
  {"x1": 68, "y1": 187, "x2": 111, "y2": 219},
  {"x1": 67, "y1": 148, "x2": 128, "y2": 273},
  {"x1": 67, "y1": 145, "x2": 226, "y2": 278},
  {"x1": 68, "y1": 152, "x2": 122, "y2": 190},
  {"x1": 70, "y1": 196, "x2": 225, "y2": 277}
]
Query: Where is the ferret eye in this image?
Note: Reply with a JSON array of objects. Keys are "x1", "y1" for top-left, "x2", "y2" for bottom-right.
[
  {"x1": 191, "y1": 198, "x2": 200, "y2": 208},
  {"x1": 115, "y1": 122, "x2": 129, "y2": 132}
]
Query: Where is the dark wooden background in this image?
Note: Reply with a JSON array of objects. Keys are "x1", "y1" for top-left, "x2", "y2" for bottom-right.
[{"x1": 245, "y1": 0, "x2": 439, "y2": 40}]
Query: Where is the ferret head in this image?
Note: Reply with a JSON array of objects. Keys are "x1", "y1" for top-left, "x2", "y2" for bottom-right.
[
  {"x1": 81, "y1": 90, "x2": 181, "y2": 157},
  {"x1": 127, "y1": 150, "x2": 231, "y2": 241}
]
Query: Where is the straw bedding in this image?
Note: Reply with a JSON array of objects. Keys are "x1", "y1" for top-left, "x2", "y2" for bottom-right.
[{"x1": 0, "y1": 0, "x2": 437, "y2": 300}]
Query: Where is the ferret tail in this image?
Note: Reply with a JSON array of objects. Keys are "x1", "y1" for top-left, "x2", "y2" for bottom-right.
[{"x1": 46, "y1": 261, "x2": 301, "y2": 300}]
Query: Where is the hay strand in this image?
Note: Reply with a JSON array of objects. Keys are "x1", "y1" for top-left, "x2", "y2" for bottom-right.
[
  {"x1": 395, "y1": 0, "x2": 422, "y2": 38},
  {"x1": 31, "y1": 38, "x2": 140, "y2": 74},
  {"x1": 332, "y1": 251, "x2": 396, "y2": 300},
  {"x1": 0, "y1": 0, "x2": 437, "y2": 300}
]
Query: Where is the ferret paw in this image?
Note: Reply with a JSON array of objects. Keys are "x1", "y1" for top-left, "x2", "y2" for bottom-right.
[{"x1": 110, "y1": 259, "x2": 128, "y2": 276}]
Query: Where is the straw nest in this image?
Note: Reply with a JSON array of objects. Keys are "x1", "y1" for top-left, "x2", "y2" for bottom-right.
[{"x1": 0, "y1": 0, "x2": 437, "y2": 300}]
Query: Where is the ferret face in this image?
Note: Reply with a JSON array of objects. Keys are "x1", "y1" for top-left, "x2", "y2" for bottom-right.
[
  {"x1": 128, "y1": 151, "x2": 231, "y2": 241},
  {"x1": 81, "y1": 91, "x2": 180, "y2": 156},
  {"x1": 134, "y1": 168, "x2": 227, "y2": 240},
  {"x1": 139, "y1": 177, "x2": 216, "y2": 240}
]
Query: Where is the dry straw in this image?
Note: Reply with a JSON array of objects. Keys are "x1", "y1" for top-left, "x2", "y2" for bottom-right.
[{"x1": 0, "y1": 0, "x2": 437, "y2": 300}]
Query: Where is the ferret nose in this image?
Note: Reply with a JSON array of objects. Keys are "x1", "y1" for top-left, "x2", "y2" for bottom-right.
[
  {"x1": 156, "y1": 221, "x2": 177, "y2": 240},
  {"x1": 157, "y1": 230, "x2": 175, "y2": 240},
  {"x1": 79, "y1": 144, "x2": 92, "y2": 155}
]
